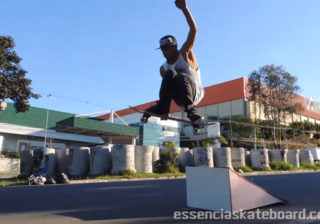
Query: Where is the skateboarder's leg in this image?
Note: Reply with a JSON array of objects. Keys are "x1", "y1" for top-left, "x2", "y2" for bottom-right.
[
  {"x1": 171, "y1": 73, "x2": 195, "y2": 107},
  {"x1": 142, "y1": 70, "x2": 174, "y2": 122},
  {"x1": 172, "y1": 73, "x2": 203, "y2": 126},
  {"x1": 157, "y1": 70, "x2": 175, "y2": 114}
]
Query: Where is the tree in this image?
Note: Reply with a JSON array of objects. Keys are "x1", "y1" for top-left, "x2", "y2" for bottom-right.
[
  {"x1": 0, "y1": 36, "x2": 40, "y2": 112},
  {"x1": 248, "y1": 64, "x2": 302, "y2": 148}
]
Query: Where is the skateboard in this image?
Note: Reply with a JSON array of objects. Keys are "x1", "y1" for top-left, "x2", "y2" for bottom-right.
[{"x1": 128, "y1": 106, "x2": 206, "y2": 134}]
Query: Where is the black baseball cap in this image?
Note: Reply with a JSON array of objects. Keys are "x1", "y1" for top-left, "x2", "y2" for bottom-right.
[{"x1": 157, "y1": 35, "x2": 177, "y2": 49}]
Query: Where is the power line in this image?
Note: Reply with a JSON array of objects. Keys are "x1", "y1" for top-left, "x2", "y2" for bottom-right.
[{"x1": 38, "y1": 91, "x2": 108, "y2": 110}]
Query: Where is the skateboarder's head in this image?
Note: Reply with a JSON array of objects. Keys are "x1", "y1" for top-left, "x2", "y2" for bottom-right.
[
  {"x1": 158, "y1": 35, "x2": 178, "y2": 59},
  {"x1": 158, "y1": 35, "x2": 177, "y2": 48}
]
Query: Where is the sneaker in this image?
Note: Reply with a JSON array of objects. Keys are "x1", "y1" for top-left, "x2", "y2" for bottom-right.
[
  {"x1": 141, "y1": 104, "x2": 168, "y2": 123},
  {"x1": 187, "y1": 108, "x2": 203, "y2": 124}
]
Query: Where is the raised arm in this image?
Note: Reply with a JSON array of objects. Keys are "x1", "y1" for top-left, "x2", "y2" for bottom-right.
[{"x1": 175, "y1": 0, "x2": 198, "y2": 68}]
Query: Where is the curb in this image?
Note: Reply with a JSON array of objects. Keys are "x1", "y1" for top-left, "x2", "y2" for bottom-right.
[
  {"x1": 242, "y1": 169, "x2": 320, "y2": 176},
  {"x1": 70, "y1": 176, "x2": 186, "y2": 184}
]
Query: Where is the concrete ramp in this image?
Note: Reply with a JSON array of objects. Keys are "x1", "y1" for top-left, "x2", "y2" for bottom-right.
[{"x1": 186, "y1": 167, "x2": 285, "y2": 211}]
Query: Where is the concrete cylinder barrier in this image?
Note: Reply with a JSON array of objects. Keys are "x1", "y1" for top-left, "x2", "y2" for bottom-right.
[
  {"x1": 0, "y1": 158, "x2": 20, "y2": 173},
  {"x1": 19, "y1": 150, "x2": 33, "y2": 177},
  {"x1": 178, "y1": 147, "x2": 194, "y2": 168},
  {"x1": 70, "y1": 147, "x2": 90, "y2": 176},
  {"x1": 152, "y1": 146, "x2": 160, "y2": 170},
  {"x1": 152, "y1": 146, "x2": 160, "y2": 162},
  {"x1": 250, "y1": 148, "x2": 270, "y2": 169},
  {"x1": 135, "y1": 145, "x2": 154, "y2": 173},
  {"x1": 231, "y1": 148, "x2": 246, "y2": 168},
  {"x1": 268, "y1": 149, "x2": 288, "y2": 163},
  {"x1": 89, "y1": 145, "x2": 112, "y2": 176},
  {"x1": 193, "y1": 147, "x2": 214, "y2": 167},
  {"x1": 55, "y1": 148, "x2": 72, "y2": 175},
  {"x1": 44, "y1": 148, "x2": 56, "y2": 176},
  {"x1": 213, "y1": 147, "x2": 233, "y2": 168},
  {"x1": 299, "y1": 150, "x2": 314, "y2": 165},
  {"x1": 111, "y1": 144, "x2": 136, "y2": 175},
  {"x1": 287, "y1": 149, "x2": 300, "y2": 167}
]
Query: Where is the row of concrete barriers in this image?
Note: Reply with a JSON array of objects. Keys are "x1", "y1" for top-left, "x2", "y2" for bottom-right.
[{"x1": 17, "y1": 146, "x2": 315, "y2": 177}]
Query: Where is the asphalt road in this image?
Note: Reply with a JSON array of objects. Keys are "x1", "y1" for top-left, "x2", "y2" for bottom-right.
[{"x1": 1, "y1": 173, "x2": 320, "y2": 224}]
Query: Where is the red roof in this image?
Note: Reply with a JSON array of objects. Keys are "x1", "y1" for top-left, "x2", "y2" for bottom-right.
[{"x1": 97, "y1": 77, "x2": 320, "y2": 121}]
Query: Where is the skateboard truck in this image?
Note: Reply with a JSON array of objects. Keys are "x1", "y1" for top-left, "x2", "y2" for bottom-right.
[
  {"x1": 193, "y1": 126, "x2": 200, "y2": 134},
  {"x1": 192, "y1": 118, "x2": 205, "y2": 134}
]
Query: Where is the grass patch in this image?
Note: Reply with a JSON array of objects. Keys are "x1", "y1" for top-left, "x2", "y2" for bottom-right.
[
  {"x1": 234, "y1": 166, "x2": 253, "y2": 173},
  {"x1": 0, "y1": 177, "x2": 26, "y2": 187},
  {"x1": 300, "y1": 162, "x2": 320, "y2": 170},
  {"x1": 269, "y1": 161, "x2": 296, "y2": 171},
  {"x1": 252, "y1": 166, "x2": 272, "y2": 171},
  {"x1": 95, "y1": 170, "x2": 185, "y2": 180}
]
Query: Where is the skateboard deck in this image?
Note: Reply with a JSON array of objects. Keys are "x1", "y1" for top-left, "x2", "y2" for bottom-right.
[{"x1": 128, "y1": 106, "x2": 210, "y2": 133}]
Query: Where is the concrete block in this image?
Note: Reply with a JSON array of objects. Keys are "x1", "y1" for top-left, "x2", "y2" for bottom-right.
[
  {"x1": 111, "y1": 144, "x2": 136, "y2": 175},
  {"x1": 213, "y1": 147, "x2": 232, "y2": 168},
  {"x1": 89, "y1": 145, "x2": 112, "y2": 176},
  {"x1": 250, "y1": 149, "x2": 270, "y2": 169},
  {"x1": 299, "y1": 150, "x2": 314, "y2": 165},
  {"x1": 44, "y1": 148, "x2": 56, "y2": 176},
  {"x1": 0, "y1": 158, "x2": 20, "y2": 173},
  {"x1": 193, "y1": 147, "x2": 214, "y2": 167},
  {"x1": 178, "y1": 147, "x2": 194, "y2": 168},
  {"x1": 287, "y1": 149, "x2": 300, "y2": 167},
  {"x1": 231, "y1": 148, "x2": 246, "y2": 168},
  {"x1": 19, "y1": 150, "x2": 33, "y2": 177},
  {"x1": 152, "y1": 146, "x2": 160, "y2": 170},
  {"x1": 135, "y1": 145, "x2": 153, "y2": 173},
  {"x1": 70, "y1": 147, "x2": 90, "y2": 176},
  {"x1": 268, "y1": 149, "x2": 288, "y2": 163},
  {"x1": 55, "y1": 148, "x2": 72, "y2": 175}
]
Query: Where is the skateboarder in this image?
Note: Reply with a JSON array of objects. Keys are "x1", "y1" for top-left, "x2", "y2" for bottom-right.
[{"x1": 141, "y1": 0, "x2": 204, "y2": 127}]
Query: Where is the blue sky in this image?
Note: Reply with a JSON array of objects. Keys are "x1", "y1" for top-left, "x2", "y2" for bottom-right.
[{"x1": 1, "y1": 0, "x2": 320, "y2": 115}]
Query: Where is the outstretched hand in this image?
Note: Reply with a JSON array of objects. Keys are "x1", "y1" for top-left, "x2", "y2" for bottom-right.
[{"x1": 175, "y1": 0, "x2": 187, "y2": 10}]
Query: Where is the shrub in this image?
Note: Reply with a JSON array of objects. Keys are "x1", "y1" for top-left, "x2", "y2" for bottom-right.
[
  {"x1": 269, "y1": 161, "x2": 295, "y2": 171},
  {"x1": 1, "y1": 151, "x2": 20, "y2": 159},
  {"x1": 154, "y1": 150, "x2": 179, "y2": 173},
  {"x1": 164, "y1": 142, "x2": 175, "y2": 148}
]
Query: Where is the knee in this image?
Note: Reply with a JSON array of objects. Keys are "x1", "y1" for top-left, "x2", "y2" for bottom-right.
[
  {"x1": 164, "y1": 70, "x2": 177, "y2": 79},
  {"x1": 174, "y1": 73, "x2": 190, "y2": 85}
]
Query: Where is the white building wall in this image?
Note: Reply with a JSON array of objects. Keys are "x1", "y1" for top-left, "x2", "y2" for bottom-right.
[
  {"x1": 292, "y1": 113, "x2": 300, "y2": 122},
  {"x1": 231, "y1": 99, "x2": 245, "y2": 116},
  {"x1": 218, "y1": 102, "x2": 231, "y2": 119},
  {"x1": 205, "y1": 104, "x2": 218, "y2": 120}
]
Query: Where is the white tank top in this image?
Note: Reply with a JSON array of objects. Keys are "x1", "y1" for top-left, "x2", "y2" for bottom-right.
[{"x1": 163, "y1": 51, "x2": 204, "y2": 105}]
